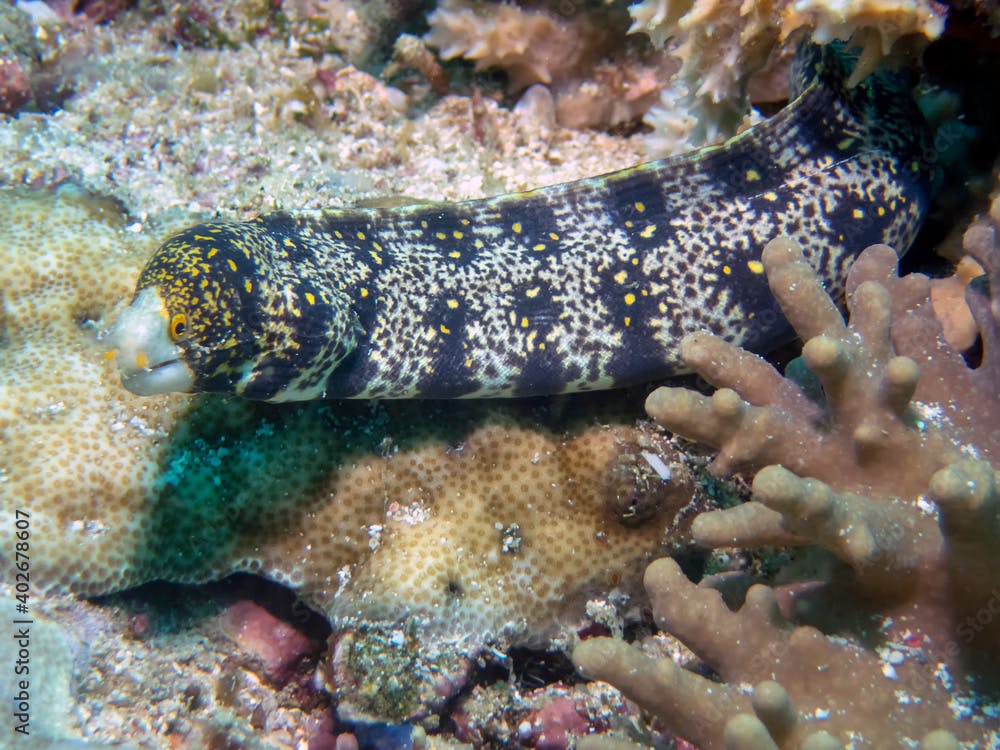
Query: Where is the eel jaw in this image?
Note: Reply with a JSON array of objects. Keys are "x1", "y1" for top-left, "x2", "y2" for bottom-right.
[{"x1": 107, "y1": 286, "x2": 195, "y2": 396}]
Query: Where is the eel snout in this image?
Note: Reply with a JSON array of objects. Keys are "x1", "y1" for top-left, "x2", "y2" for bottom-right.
[{"x1": 106, "y1": 287, "x2": 194, "y2": 396}]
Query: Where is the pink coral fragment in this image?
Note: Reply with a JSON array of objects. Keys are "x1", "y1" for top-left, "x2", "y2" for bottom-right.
[{"x1": 220, "y1": 599, "x2": 312, "y2": 687}]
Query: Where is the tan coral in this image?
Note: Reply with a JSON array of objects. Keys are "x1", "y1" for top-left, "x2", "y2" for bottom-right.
[
  {"x1": 627, "y1": 0, "x2": 694, "y2": 48},
  {"x1": 424, "y1": 0, "x2": 612, "y2": 92},
  {"x1": 573, "y1": 225, "x2": 1000, "y2": 747},
  {"x1": 574, "y1": 556, "x2": 986, "y2": 749},
  {"x1": 0, "y1": 188, "x2": 702, "y2": 689},
  {"x1": 783, "y1": 0, "x2": 946, "y2": 82},
  {"x1": 632, "y1": 0, "x2": 784, "y2": 144},
  {"x1": 0, "y1": 187, "x2": 190, "y2": 593},
  {"x1": 552, "y1": 52, "x2": 678, "y2": 132},
  {"x1": 647, "y1": 233, "x2": 1000, "y2": 641},
  {"x1": 646, "y1": 236, "x2": 998, "y2": 495},
  {"x1": 644, "y1": 239, "x2": 950, "y2": 497},
  {"x1": 270, "y1": 420, "x2": 697, "y2": 643},
  {"x1": 629, "y1": 0, "x2": 945, "y2": 57},
  {"x1": 423, "y1": 0, "x2": 672, "y2": 132}
]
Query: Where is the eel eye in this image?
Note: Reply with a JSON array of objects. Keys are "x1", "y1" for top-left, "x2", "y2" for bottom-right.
[{"x1": 169, "y1": 313, "x2": 188, "y2": 341}]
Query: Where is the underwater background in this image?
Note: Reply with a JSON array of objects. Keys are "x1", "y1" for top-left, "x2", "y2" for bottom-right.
[{"x1": 2, "y1": 0, "x2": 1000, "y2": 748}]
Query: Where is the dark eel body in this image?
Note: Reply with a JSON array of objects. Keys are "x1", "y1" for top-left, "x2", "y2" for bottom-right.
[{"x1": 110, "y1": 44, "x2": 933, "y2": 401}]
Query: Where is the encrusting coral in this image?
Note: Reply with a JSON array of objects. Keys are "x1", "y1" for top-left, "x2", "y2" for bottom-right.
[
  {"x1": 0, "y1": 187, "x2": 708, "y2": 721},
  {"x1": 573, "y1": 209, "x2": 1000, "y2": 747}
]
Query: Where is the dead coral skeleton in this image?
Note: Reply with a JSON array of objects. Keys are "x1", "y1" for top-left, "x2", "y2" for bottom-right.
[{"x1": 573, "y1": 215, "x2": 1000, "y2": 747}]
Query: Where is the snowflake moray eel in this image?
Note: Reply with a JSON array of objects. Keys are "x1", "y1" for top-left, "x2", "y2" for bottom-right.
[{"x1": 110, "y1": 44, "x2": 933, "y2": 401}]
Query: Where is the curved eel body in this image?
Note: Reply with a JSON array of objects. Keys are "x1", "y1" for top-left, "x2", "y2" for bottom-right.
[{"x1": 110, "y1": 45, "x2": 933, "y2": 401}]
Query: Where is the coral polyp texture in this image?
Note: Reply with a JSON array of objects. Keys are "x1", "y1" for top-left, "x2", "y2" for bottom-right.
[
  {"x1": 574, "y1": 221, "x2": 1000, "y2": 747},
  {"x1": 0, "y1": 186, "x2": 706, "y2": 721}
]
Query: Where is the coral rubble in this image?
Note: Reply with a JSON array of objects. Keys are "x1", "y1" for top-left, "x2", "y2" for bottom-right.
[
  {"x1": 0, "y1": 2, "x2": 646, "y2": 217},
  {"x1": 0, "y1": 581, "x2": 337, "y2": 748},
  {"x1": 0, "y1": 3, "x2": 81, "y2": 116},
  {"x1": 0, "y1": 3, "x2": 45, "y2": 114},
  {"x1": 574, "y1": 220, "x2": 1000, "y2": 747}
]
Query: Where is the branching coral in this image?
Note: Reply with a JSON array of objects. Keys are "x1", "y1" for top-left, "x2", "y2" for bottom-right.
[
  {"x1": 647, "y1": 240, "x2": 958, "y2": 497},
  {"x1": 659, "y1": 227, "x2": 1000, "y2": 654},
  {"x1": 645, "y1": 234, "x2": 999, "y2": 493},
  {"x1": 573, "y1": 217, "x2": 1000, "y2": 746},
  {"x1": 575, "y1": 556, "x2": 989, "y2": 748},
  {"x1": 883, "y1": 211, "x2": 1000, "y2": 456}
]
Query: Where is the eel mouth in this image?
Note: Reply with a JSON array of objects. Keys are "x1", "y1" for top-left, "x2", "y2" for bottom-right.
[
  {"x1": 106, "y1": 287, "x2": 195, "y2": 396},
  {"x1": 119, "y1": 358, "x2": 193, "y2": 396}
]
